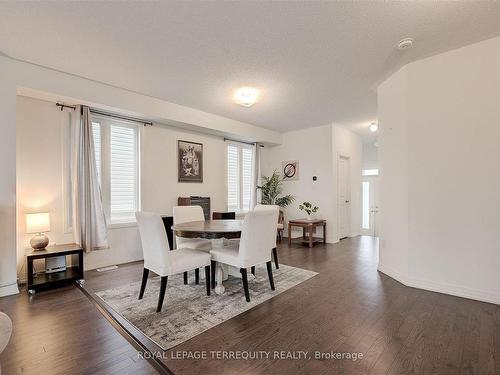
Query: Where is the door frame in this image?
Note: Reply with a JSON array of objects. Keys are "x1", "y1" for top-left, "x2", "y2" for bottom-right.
[{"x1": 337, "y1": 154, "x2": 351, "y2": 240}]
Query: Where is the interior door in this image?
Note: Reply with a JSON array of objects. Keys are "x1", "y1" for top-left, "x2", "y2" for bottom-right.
[
  {"x1": 338, "y1": 156, "x2": 351, "y2": 239},
  {"x1": 361, "y1": 176, "x2": 379, "y2": 236}
]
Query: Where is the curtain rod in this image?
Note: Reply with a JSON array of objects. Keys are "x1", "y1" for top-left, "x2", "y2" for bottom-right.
[
  {"x1": 56, "y1": 102, "x2": 153, "y2": 126},
  {"x1": 224, "y1": 137, "x2": 264, "y2": 147}
]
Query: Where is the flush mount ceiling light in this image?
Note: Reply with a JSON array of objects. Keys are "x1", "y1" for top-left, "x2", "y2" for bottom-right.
[
  {"x1": 397, "y1": 38, "x2": 414, "y2": 50},
  {"x1": 233, "y1": 87, "x2": 260, "y2": 107},
  {"x1": 369, "y1": 122, "x2": 378, "y2": 132}
]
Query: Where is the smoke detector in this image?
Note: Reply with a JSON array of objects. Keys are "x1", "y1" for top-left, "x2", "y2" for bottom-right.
[{"x1": 397, "y1": 38, "x2": 414, "y2": 50}]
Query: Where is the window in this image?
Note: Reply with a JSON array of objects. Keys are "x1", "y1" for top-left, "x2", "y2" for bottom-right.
[
  {"x1": 362, "y1": 169, "x2": 379, "y2": 176},
  {"x1": 92, "y1": 122, "x2": 101, "y2": 182},
  {"x1": 226, "y1": 142, "x2": 254, "y2": 212},
  {"x1": 92, "y1": 117, "x2": 140, "y2": 224},
  {"x1": 362, "y1": 181, "x2": 370, "y2": 229}
]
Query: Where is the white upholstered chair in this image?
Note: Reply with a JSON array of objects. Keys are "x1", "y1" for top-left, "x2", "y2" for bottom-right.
[
  {"x1": 253, "y1": 204, "x2": 280, "y2": 271},
  {"x1": 173, "y1": 205, "x2": 212, "y2": 284},
  {"x1": 210, "y1": 208, "x2": 279, "y2": 302},
  {"x1": 135, "y1": 211, "x2": 211, "y2": 312}
]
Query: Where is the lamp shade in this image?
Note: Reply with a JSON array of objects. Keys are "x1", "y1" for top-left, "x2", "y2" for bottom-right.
[{"x1": 26, "y1": 213, "x2": 50, "y2": 234}]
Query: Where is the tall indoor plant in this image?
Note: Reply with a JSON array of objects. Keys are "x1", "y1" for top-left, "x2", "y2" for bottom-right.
[{"x1": 259, "y1": 170, "x2": 294, "y2": 208}]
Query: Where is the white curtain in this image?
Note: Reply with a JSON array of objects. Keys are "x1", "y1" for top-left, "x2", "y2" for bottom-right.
[
  {"x1": 71, "y1": 105, "x2": 108, "y2": 252},
  {"x1": 250, "y1": 143, "x2": 262, "y2": 208}
]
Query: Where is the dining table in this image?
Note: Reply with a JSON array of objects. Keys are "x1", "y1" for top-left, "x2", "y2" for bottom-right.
[{"x1": 171, "y1": 219, "x2": 246, "y2": 295}]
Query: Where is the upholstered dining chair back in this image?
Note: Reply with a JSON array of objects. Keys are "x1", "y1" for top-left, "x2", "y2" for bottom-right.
[
  {"x1": 135, "y1": 211, "x2": 171, "y2": 275},
  {"x1": 173, "y1": 205, "x2": 205, "y2": 248},
  {"x1": 238, "y1": 208, "x2": 279, "y2": 267},
  {"x1": 253, "y1": 204, "x2": 280, "y2": 248}
]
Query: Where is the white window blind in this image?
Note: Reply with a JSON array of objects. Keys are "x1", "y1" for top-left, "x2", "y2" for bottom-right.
[
  {"x1": 85, "y1": 116, "x2": 140, "y2": 225},
  {"x1": 110, "y1": 124, "x2": 138, "y2": 223},
  {"x1": 226, "y1": 142, "x2": 254, "y2": 212},
  {"x1": 92, "y1": 122, "x2": 101, "y2": 182},
  {"x1": 227, "y1": 144, "x2": 239, "y2": 211},
  {"x1": 241, "y1": 147, "x2": 253, "y2": 211}
]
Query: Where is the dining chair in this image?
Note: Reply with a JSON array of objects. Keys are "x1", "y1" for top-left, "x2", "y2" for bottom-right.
[
  {"x1": 135, "y1": 211, "x2": 211, "y2": 312},
  {"x1": 210, "y1": 208, "x2": 279, "y2": 302},
  {"x1": 173, "y1": 205, "x2": 212, "y2": 285},
  {"x1": 253, "y1": 204, "x2": 280, "y2": 271}
]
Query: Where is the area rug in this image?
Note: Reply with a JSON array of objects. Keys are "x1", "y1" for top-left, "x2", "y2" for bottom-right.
[{"x1": 95, "y1": 264, "x2": 317, "y2": 350}]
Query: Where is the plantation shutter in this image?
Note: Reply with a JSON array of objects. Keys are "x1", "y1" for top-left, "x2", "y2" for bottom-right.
[
  {"x1": 241, "y1": 147, "x2": 253, "y2": 211},
  {"x1": 91, "y1": 122, "x2": 101, "y2": 183},
  {"x1": 227, "y1": 144, "x2": 239, "y2": 211},
  {"x1": 110, "y1": 124, "x2": 138, "y2": 223}
]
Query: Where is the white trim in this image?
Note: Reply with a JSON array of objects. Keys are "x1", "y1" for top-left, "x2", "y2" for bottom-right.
[
  {"x1": 378, "y1": 263, "x2": 500, "y2": 306},
  {"x1": 108, "y1": 222, "x2": 137, "y2": 229},
  {"x1": 0, "y1": 282, "x2": 19, "y2": 297}
]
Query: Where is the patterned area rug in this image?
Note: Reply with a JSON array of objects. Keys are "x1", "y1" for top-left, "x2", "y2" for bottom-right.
[{"x1": 96, "y1": 264, "x2": 317, "y2": 350}]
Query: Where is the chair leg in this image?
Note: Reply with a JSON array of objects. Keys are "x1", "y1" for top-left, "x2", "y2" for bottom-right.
[
  {"x1": 183, "y1": 271, "x2": 188, "y2": 285},
  {"x1": 205, "y1": 265, "x2": 211, "y2": 296},
  {"x1": 211, "y1": 260, "x2": 216, "y2": 289},
  {"x1": 272, "y1": 247, "x2": 279, "y2": 269},
  {"x1": 251, "y1": 266, "x2": 255, "y2": 276},
  {"x1": 240, "y1": 268, "x2": 250, "y2": 302},
  {"x1": 157, "y1": 276, "x2": 168, "y2": 312},
  {"x1": 138, "y1": 268, "x2": 149, "y2": 300},
  {"x1": 266, "y1": 261, "x2": 275, "y2": 291},
  {"x1": 195, "y1": 268, "x2": 200, "y2": 285}
]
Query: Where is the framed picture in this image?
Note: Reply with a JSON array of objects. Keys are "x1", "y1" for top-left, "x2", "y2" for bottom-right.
[
  {"x1": 178, "y1": 140, "x2": 203, "y2": 183},
  {"x1": 282, "y1": 160, "x2": 299, "y2": 181}
]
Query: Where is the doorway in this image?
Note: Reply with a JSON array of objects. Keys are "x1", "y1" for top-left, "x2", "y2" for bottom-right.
[
  {"x1": 338, "y1": 156, "x2": 351, "y2": 239},
  {"x1": 361, "y1": 175, "x2": 379, "y2": 237}
]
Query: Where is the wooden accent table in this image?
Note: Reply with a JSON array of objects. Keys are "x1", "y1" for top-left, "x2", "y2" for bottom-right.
[
  {"x1": 26, "y1": 243, "x2": 84, "y2": 294},
  {"x1": 288, "y1": 219, "x2": 327, "y2": 248}
]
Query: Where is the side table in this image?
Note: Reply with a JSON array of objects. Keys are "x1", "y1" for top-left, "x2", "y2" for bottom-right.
[{"x1": 288, "y1": 219, "x2": 327, "y2": 248}]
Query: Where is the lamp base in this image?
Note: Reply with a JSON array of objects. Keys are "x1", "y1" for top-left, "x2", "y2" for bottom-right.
[{"x1": 30, "y1": 233, "x2": 49, "y2": 250}]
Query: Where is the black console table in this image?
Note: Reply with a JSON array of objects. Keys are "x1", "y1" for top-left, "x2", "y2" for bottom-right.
[{"x1": 26, "y1": 243, "x2": 84, "y2": 294}]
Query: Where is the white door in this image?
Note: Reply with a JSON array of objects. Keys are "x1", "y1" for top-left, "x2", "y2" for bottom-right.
[
  {"x1": 338, "y1": 156, "x2": 351, "y2": 239},
  {"x1": 361, "y1": 176, "x2": 379, "y2": 237}
]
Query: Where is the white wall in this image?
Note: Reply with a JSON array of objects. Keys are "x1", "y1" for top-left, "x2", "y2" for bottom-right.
[
  {"x1": 15, "y1": 96, "x2": 230, "y2": 277},
  {"x1": 261, "y1": 124, "x2": 362, "y2": 243},
  {"x1": 378, "y1": 35, "x2": 500, "y2": 304},
  {"x1": 0, "y1": 75, "x2": 19, "y2": 296},
  {"x1": 141, "y1": 125, "x2": 226, "y2": 215},
  {"x1": 362, "y1": 142, "x2": 379, "y2": 170}
]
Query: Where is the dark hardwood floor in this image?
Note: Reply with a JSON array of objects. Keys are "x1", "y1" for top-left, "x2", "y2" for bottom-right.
[{"x1": 1, "y1": 236, "x2": 500, "y2": 374}]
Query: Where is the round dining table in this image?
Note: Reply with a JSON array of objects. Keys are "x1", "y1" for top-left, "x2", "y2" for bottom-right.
[{"x1": 171, "y1": 219, "x2": 245, "y2": 295}]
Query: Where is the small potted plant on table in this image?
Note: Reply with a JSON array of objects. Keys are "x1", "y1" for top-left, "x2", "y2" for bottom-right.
[{"x1": 299, "y1": 202, "x2": 319, "y2": 221}]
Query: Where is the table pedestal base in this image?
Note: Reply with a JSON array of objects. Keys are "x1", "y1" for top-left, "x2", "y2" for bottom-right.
[{"x1": 214, "y1": 262, "x2": 255, "y2": 295}]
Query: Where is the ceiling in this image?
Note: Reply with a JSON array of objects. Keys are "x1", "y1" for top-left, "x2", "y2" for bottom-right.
[{"x1": 2, "y1": 2, "x2": 500, "y2": 140}]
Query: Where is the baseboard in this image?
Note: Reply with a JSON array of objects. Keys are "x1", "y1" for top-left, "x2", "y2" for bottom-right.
[
  {"x1": 378, "y1": 263, "x2": 500, "y2": 306},
  {"x1": 0, "y1": 281, "x2": 19, "y2": 297},
  {"x1": 377, "y1": 264, "x2": 408, "y2": 285}
]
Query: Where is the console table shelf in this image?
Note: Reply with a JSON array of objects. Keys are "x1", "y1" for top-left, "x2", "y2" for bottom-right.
[{"x1": 26, "y1": 243, "x2": 84, "y2": 294}]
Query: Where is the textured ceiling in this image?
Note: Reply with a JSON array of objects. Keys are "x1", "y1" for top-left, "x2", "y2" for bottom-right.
[{"x1": 1, "y1": 1, "x2": 500, "y2": 138}]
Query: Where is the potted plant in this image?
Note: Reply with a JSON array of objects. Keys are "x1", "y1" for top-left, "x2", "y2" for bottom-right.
[
  {"x1": 299, "y1": 201, "x2": 319, "y2": 220},
  {"x1": 259, "y1": 170, "x2": 294, "y2": 208}
]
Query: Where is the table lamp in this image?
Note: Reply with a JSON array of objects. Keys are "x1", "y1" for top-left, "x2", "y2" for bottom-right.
[{"x1": 26, "y1": 212, "x2": 50, "y2": 250}]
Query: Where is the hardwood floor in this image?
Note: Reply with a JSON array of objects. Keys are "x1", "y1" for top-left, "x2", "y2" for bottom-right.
[{"x1": 2, "y1": 236, "x2": 500, "y2": 374}]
